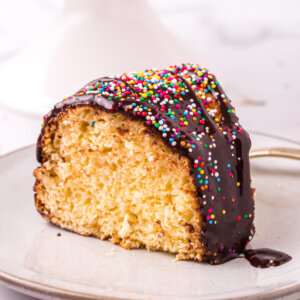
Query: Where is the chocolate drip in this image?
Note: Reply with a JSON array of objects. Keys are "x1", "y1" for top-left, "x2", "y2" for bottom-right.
[
  {"x1": 244, "y1": 248, "x2": 292, "y2": 268},
  {"x1": 36, "y1": 64, "x2": 256, "y2": 264}
]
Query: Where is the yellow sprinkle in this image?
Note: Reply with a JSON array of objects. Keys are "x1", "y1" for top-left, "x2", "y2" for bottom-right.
[
  {"x1": 237, "y1": 182, "x2": 240, "y2": 187},
  {"x1": 211, "y1": 214, "x2": 215, "y2": 219},
  {"x1": 200, "y1": 170, "x2": 204, "y2": 174},
  {"x1": 222, "y1": 210, "x2": 226, "y2": 214}
]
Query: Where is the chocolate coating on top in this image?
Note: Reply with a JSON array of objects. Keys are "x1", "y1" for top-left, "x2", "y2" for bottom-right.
[{"x1": 37, "y1": 63, "x2": 255, "y2": 264}]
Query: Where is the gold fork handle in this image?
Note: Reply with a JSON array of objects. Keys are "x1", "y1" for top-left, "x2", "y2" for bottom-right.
[{"x1": 250, "y1": 147, "x2": 300, "y2": 160}]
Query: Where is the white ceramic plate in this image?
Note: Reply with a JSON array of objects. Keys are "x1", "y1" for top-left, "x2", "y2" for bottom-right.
[{"x1": 0, "y1": 133, "x2": 299, "y2": 300}]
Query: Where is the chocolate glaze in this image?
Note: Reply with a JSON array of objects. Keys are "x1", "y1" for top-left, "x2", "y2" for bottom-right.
[
  {"x1": 36, "y1": 64, "x2": 256, "y2": 264},
  {"x1": 244, "y1": 248, "x2": 292, "y2": 268}
]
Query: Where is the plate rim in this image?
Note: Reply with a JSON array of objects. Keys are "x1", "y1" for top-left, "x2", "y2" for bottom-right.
[
  {"x1": 0, "y1": 144, "x2": 300, "y2": 300},
  {"x1": 0, "y1": 265, "x2": 300, "y2": 300}
]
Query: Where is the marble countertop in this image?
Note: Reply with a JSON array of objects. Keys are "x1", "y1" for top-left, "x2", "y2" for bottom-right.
[{"x1": 0, "y1": 0, "x2": 299, "y2": 298}]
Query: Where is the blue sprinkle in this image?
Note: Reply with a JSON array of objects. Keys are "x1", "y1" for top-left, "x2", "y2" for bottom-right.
[
  {"x1": 180, "y1": 91, "x2": 185, "y2": 96},
  {"x1": 162, "y1": 129, "x2": 166, "y2": 132},
  {"x1": 204, "y1": 180, "x2": 208, "y2": 184},
  {"x1": 132, "y1": 103, "x2": 137, "y2": 107},
  {"x1": 204, "y1": 89, "x2": 208, "y2": 93},
  {"x1": 170, "y1": 115, "x2": 175, "y2": 120},
  {"x1": 232, "y1": 131, "x2": 236, "y2": 135},
  {"x1": 197, "y1": 175, "x2": 201, "y2": 179},
  {"x1": 169, "y1": 138, "x2": 174, "y2": 142},
  {"x1": 209, "y1": 220, "x2": 213, "y2": 224},
  {"x1": 184, "y1": 111, "x2": 188, "y2": 115},
  {"x1": 217, "y1": 178, "x2": 220, "y2": 182},
  {"x1": 90, "y1": 122, "x2": 94, "y2": 127},
  {"x1": 227, "y1": 163, "x2": 230, "y2": 168},
  {"x1": 191, "y1": 145, "x2": 196, "y2": 149}
]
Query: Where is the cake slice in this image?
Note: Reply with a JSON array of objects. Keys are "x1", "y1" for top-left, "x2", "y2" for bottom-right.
[{"x1": 34, "y1": 63, "x2": 255, "y2": 264}]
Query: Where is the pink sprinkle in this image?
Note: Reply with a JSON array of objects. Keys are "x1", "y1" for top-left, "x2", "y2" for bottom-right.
[
  {"x1": 176, "y1": 104, "x2": 180, "y2": 109},
  {"x1": 176, "y1": 128, "x2": 180, "y2": 132},
  {"x1": 146, "y1": 121, "x2": 151, "y2": 125},
  {"x1": 208, "y1": 208, "x2": 212, "y2": 213},
  {"x1": 206, "y1": 216, "x2": 211, "y2": 220},
  {"x1": 211, "y1": 169, "x2": 215, "y2": 173}
]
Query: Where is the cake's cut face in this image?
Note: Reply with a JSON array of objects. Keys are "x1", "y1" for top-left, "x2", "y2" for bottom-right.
[
  {"x1": 34, "y1": 106, "x2": 203, "y2": 260},
  {"x1": 34, "y1": 63, "x2": 255, "y2": 264}
]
